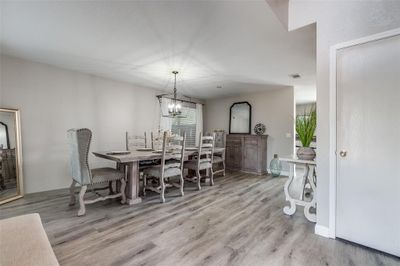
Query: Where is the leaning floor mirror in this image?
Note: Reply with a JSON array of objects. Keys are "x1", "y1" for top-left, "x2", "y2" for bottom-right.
[{"x1": 0, "y1": 108, "x2": 23, "y2": 204}]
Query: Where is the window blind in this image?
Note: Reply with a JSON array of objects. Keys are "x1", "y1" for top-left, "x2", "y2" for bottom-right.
[{"x1": 171, "y1": 102, "x2": 197, "y2": 147}]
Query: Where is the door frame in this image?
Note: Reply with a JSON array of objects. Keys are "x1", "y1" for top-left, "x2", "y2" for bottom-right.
[{"x1": 328, "y1": 27, "x2": 400, "y2": 238}]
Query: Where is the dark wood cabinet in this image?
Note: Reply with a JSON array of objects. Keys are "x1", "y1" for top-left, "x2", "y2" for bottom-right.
[
  {"x1": 226, "y1": 134, "x2": 268, "y2": 175},
  {"x1": 226, "y1": 137, "x2": 242, "y2": 170}
]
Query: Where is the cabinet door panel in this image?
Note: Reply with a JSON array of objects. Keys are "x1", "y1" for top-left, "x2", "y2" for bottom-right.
[
  {"x1": 242, "y1": 143, "x2": 258, "y2": 171},
  {"x1": 226, "y1": 142, "x2": 242, "y2": 169}
]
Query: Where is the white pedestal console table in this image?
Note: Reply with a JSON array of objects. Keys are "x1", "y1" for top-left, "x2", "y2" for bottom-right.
[{"x1": 281, "y1": 156, "x2": 316, "y2": 222}]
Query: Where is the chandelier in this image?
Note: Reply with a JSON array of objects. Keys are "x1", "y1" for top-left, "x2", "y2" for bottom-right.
[{"x1": 167, "y1": 71, "x2": 184, "y2": 117}]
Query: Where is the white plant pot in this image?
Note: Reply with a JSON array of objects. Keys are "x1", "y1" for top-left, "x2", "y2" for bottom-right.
[{"x1": 296, "y1": 147, "x2": 316, "y2": 161}]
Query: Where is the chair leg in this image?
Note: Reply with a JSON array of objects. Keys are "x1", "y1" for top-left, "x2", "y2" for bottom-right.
[
  {"x1": 69, "y1": 180, "x2": 76, "y2": 206},
  {"x1": 222, "y1": 161, "x2": 226, "y2": 176},
  {"x1": 143, "y1": 174, "x2": 147, "y2": 196},
  {"x1": 180, "y1": 172, "x2": 184, "y2": 196},
  {"x1": 120, "y1": 178, "x2": 126, "y2": 204},
  {"x1": 197, "y1": 170, "x2": 202, "y2": 190},
  {"x1": 210, "y1": 168, "x2": 214, "y2": 186},
  {"x1": 160, "y1": 177, "x2": 166, "y2": 203},
  {"x1": 116, "y1": 180, "x2": 121, "y2": 193},
  {"x1": 78, "y1": 185, "x2": 87, "y2": 216},
  {"x1": 109, "y1": 181, "x2": 114, "y2": 195}
]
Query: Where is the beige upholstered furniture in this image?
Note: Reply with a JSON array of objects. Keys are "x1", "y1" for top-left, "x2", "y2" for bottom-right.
[
  {"x1": 226, "y1": 134, "x2": 268, "y2": 175},
  {"x1": 184, "y1": 133, "x2": 215, "y2": 190},
  {"x1": 0, "y1": 213, "x2": 59, "y2": 266},
  {"x1": 143, "y1": 132, "x2": 186, "y2": 203},
  {"x1": 67, "y1": 128, "x2": 127, "y2": 216}
]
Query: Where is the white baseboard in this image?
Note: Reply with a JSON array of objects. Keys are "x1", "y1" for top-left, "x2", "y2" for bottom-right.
[{"x1": 314, "y1": 224, "x2": 331, "y2": 238}]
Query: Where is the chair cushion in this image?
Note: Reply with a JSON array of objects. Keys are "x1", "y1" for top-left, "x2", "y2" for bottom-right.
[
  {"x1": 184, "y1": 159, "x2": 212, "y2": 170},
  {"x1": 91, "y1": 167, "x2": 124, "y2": 184},
  {"x1": 0, "y1": 213, "x2": 59, "y2": 266},
  {"x1": 143, "y1": 163, "x2": 182, "y2": 178}
]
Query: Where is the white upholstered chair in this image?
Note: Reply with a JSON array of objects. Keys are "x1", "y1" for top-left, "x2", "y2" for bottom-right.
[
  {"x1": 184, "y1": 133, "x2": 215, "y2": 190},
  {"x1": 143, "y1": 132, "x2": 186, "y2": 203},
  {"x1": 67, "y1": 128, "x2": 126, "y2": 216}
]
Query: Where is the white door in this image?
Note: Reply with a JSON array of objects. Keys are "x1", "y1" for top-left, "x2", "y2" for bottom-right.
[{"x1": 336, "y1": 33, "x2": 400, "y2": 256}]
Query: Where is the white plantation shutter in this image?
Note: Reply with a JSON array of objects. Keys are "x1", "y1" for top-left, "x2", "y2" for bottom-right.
[
  {"x1": 171, "y1": 102, "x2": 197, "y2": 147},
  {"x1": 159, "y1": 99, "x2": 202, "y2": 147}
]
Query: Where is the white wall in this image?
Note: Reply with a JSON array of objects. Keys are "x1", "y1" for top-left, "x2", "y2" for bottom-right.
[
  {"x1": 0, "y1": 55, "x2": 162, "y2": 193},
  {"x1": 288, "y1": 1, "x2": 400, "y2": 230},
  {"x1": 204, "y1": 87, "x2": 294, "y2": 172},
  {"x1": 296, "y1": 103, "x2": 315, "y2": 116}
]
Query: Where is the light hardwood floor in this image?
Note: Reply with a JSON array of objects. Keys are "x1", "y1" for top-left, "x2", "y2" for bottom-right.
[{"x1": 1, "y1": 171, "x2": 399, "y2": 266}]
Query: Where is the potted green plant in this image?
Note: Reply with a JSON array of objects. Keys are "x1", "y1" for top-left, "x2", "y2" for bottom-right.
[{"x1": 296, "y1": 108, "x2": 316, "y2": 160}]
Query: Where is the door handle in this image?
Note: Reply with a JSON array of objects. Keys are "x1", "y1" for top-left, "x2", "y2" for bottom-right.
[{"x1": 339, "y1": 150, "x2": 347, "y2": 157}]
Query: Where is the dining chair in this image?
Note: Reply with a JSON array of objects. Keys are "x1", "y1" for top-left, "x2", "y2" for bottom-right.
[
  {"x1": 151, "y1": 130, "x2": 165, "y2": 151},
  {"x1": 184, "y1": 133, "x2": 215, "y2": 190},
  {"x1": 212, "y1": 130, "x2": 226, "y2": 177},
  {"x1": 67, "y1": 128, "x2": 126, "y2": 216},
  {"x1": 126, "y1": 131, "x2": 148, "y2": 150},
  {"x1": 143, "y1": 132, "x2": 186, "y2": 203}
]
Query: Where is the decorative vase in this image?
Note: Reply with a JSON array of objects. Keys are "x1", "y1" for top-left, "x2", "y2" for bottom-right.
[
  {"x1": 269, "y1": 154, "x2": 282, "y2": 177},
  {"x1": 296, "y1": 147, "x2": 316, "y2": 160}
]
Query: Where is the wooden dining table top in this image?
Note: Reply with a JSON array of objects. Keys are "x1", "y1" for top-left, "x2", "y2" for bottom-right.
[{"x1": 93, "y1": 147, "x2": 225, "y2": 163}]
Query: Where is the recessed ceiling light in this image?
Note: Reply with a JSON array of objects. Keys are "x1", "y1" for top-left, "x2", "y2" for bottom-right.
[{"x1": 289, "y1": 73, "x2": 301, "y2": 79}]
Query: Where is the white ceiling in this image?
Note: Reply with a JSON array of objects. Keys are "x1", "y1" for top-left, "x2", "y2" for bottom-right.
[
  {"x1": 0, "y1": 0, "x2": 316, "y2": 99},
  {"x1": 295, "y1": 85, "x2": 317, "y2": 104}
]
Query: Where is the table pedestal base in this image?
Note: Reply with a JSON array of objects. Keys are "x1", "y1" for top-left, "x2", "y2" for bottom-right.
[
  {"x1": 125, "y1": 161, "x2": 142, "y2": 205},
  {"x1": 283, "y1": 161, "x2": 316, "y2": 222}
]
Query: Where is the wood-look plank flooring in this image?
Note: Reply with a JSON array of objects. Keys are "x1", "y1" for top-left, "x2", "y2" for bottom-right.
[{"x1": 1, "y1": 171, "x2": 399, "y2": 266}]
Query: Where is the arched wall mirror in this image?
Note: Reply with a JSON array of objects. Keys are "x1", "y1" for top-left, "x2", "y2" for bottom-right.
[
  {"x1": 229, "y1": 102, "x2": 252, "y2": 134},
  {"x1": 0, "y1": 108, "x2": 24, "y2": 205}
]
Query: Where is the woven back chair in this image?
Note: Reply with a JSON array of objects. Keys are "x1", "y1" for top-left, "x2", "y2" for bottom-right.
[
  {"x1": 67, "y1": 128, "x2": 127, "y2": 216},
  {"x1": 143, "y1": 131, "x2": 186, "y2": 203}
]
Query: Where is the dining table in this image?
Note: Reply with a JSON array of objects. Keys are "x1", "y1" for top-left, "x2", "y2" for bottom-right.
[{"x1": 93, "y1": 147, "x2": 225, "y2": 205}]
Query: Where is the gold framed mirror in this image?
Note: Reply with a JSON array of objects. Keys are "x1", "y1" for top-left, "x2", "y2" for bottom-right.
[{"x1": 0, "y1": 108, "x2": 24, "y2": 205}]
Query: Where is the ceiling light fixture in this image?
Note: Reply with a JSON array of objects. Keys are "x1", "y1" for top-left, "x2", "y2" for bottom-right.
[{"x1": 166, "y1": 71, "x2": 185, "y2": 118}]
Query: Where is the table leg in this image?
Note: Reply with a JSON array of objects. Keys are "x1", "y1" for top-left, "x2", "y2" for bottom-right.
[
  {"x1": 304, "y1": 165, "x2": 316, "y2": 222},
  {"x1": 283, "y1": 163, "x2": 296, "y2": 215},
  {"x1": 300, "y1": 165, "x2": 309, "y2": 200},
  {"x1": 125, "y1": 161, "x2": 142, "y2": 205}
]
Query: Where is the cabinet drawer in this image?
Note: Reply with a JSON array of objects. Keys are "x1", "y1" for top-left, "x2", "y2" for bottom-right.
[
  {"x1": 226, "y1": 139, "x2": 241, "y2": 145},
  {"x1": 244, "y1": 138, "x2": 258, "y2": 145}
]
